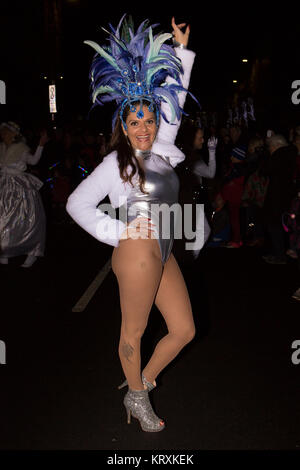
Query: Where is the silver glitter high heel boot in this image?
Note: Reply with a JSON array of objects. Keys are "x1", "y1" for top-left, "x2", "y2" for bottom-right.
[
  {"x1": 123, "y1": 387, "x2": 165, "y2": 432},
  {"x1": 118, "y1": 373, "x2": 156, "y2": 392}
]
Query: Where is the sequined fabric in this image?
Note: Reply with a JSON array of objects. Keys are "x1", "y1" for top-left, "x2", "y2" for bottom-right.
[
  {"x1": 124, "y1": 388, "x2": 165, "y2": 432},
  {"x1": 0, "y1": 166, "x2": 46, "y2": 258},
  {"x1": 127, "y1": 151, "x2": 180, "y2": 265}
]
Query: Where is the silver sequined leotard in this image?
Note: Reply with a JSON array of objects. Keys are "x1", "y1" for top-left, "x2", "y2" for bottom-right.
[{"x1": 126, "y1": 149, "x2": 180, "y2": 265}]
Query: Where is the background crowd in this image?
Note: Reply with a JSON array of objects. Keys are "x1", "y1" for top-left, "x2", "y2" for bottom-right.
[{"x1": 1, "y1": 114, "x2": 300, "y2": 296}]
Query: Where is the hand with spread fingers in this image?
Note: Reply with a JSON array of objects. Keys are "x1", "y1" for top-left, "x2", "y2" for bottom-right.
[
  {"x1": 207, "y1": 137, "x2": 218, "y2": 152},
  {"x1": 171, "y1": 17, "x2": 190, "y2": 47}
]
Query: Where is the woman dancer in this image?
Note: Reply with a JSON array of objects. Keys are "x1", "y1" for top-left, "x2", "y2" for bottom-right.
[
  {"x1": 0, "y1": 121, "x2": 48, "y2": 267},
  {"x1": 66, "y1": 16, "x2": 206, "y2": 432}
]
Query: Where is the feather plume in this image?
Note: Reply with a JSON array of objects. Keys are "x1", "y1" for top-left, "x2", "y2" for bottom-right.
[{"x1": 84, "y1": 14, "x2": 199, "y2": 129}]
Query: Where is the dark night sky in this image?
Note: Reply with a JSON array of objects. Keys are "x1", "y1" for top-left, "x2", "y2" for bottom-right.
[{"x1": 0, "y1": 1, "x2": 300, "y2": 129}]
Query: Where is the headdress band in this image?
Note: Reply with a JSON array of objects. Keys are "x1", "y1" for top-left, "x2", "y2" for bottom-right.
[{"x1": 84, "y1": 14, "x2": 198, "y2": 131}]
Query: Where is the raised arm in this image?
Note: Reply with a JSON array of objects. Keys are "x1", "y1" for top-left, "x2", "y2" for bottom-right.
[
  {"x1": 23, "y1": 129, "x2": 49, "y2": 165},
  {"x1": 193, "y1": 137, "x2": 218, "y2": 180},
  {"x1": 23, "y1": 146, "x2": 44, "y2": 165},
  {"x1": 154, "y1": 18, "x2": 196, "y2": 146}
]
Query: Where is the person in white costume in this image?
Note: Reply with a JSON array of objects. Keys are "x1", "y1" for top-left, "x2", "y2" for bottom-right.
[
  {"x1": 66, "y1": 16, "x2": 208, "y2": 432},
  {"x1": 0, "y1": 121, "x2": 48, "y2": 267},
  {"x1": 176, "y1": 125, "x2": 217, "y2": 257},
  {"x1": 192, "y1": 127, "x2": 217, "y2": 180}
]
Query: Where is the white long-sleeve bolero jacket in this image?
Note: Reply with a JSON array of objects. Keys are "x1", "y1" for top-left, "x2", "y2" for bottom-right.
[{"x1": 66, "y1": 47, "x2": 210, "y2": 254}]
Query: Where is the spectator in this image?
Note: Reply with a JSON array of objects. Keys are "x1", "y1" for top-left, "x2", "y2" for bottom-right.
[
  {"x1": 221, "y1": 139, "x2": 248, "y2": 248},
  {"x1": 261, "y1": 134, "x2": 297, "y2": 264},
  {"x1": 96, "y1": 132, "x2": 108, "y2": 164},
  {"x1": 215, "y1": 128, "x2": 232, "y2": 178},
  {"x1": 206, "y1": 192, "x2": 231, "y2": 247},
  {"x1": 176, "y1": 124, "x2": 217, "y2": 209},
  {"x1": 173, "y1": 123, "x2": 217, "y2": 263},
  {"x1": 292, "y1": 133, "x2": 300, "y2": 190},
  {"x1": 281, "y1": 191, "x2": 300, "y2": 300},
  {"x1": 241, "y1": 136, "x2": 269, "y2": 246},
  {"x1": 79, "y1": 129, "x2": 98, "y2": 171}
]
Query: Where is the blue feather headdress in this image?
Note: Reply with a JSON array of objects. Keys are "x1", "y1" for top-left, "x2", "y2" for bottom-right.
[{"x1": 84, "y1": 14, "x2": 197, "y2": 130}]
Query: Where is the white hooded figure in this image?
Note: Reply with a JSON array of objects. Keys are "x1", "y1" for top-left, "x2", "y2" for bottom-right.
[{"x1": 0, "y1": 121, "x2": 48, "y2": 267}]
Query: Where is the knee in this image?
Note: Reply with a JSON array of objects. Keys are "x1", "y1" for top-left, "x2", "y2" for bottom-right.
[
  {"x1": 120, "y1": 323, "x2": 147, "y2": 342},
  {"x1": 178, "y1": 325, "x2": 196, "y2": 344},
  {"x1": 186, "y1": 326, "x2": 196, "y2": 343}
]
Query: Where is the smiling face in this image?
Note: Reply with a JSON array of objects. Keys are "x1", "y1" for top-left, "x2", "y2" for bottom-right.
[{"x1": 122, "y1": 105, "x2": 157, "y2": 151}]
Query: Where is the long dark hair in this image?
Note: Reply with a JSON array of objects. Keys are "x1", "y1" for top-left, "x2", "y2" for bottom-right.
[
  {"x1": 108, "y1": 100, "x2": 157, "y2": 195},
  {"x1": 176, "y1": 121, "x2": 206, "y2": 166}
]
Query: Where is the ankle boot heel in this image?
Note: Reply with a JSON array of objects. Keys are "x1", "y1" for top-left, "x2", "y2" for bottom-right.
[
  {"x1": 123, "y1": 388, "x2": 165, "y2": 432},
  {"x1": 126, "y1": 406, "x2": 131, "y2": 424},
  {"x1": 118, "y1": 374, "x2": 157, "y2": 391},
  {"x1": 142, "y1": 373, "x2": 156, "y2": 391},
  {"x1": 118, "y1": 379, "x2": 128, "y2": 390}
]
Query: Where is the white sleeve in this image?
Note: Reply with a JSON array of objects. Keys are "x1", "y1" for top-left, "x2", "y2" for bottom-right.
[
  {"x1": 66, "y1": 155, "x2": 127, "y2": 248},
  {"x1": 193, "y1": 150, "x2": 216, "y2": 180},
  {"x1": 22, "y1": 145, "x2": 44, "y2": 165},
  {"x1": 155, "y1": 47, "x2": 196, "y2": 146}
]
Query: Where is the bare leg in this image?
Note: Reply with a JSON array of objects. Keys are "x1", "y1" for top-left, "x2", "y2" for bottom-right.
[
  {"x1": 111, "y1": 238, "x2": 163, "y2": 391},
  {"x1": 142, "y1": 252, "x2": 196, "y2": 384}
]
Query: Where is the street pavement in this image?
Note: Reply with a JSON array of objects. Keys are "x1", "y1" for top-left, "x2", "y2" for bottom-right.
[{"x1": 0, "y1": 221, "x2": 300, "y2": 451}]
